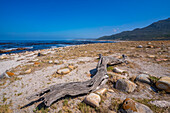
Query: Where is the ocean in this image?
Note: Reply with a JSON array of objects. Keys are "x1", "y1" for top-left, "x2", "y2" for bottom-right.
[{"x1": 0, "y1": 40, "x2": 115, "y2": 55}]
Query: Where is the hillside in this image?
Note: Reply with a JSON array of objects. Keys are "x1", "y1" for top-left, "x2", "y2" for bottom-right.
[{"x1": 97, "y1": 18, "x2": 170, "y2": 40}]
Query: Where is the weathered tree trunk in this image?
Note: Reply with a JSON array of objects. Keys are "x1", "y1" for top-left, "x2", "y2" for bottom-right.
[{"x1": 27, "y1": 54, "x2": 126, "y2": 106}]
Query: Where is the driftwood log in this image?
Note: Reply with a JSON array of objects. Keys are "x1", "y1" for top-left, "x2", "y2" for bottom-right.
[{"x1": 27, "y1": 54, "x2": 126, "y2": 106}]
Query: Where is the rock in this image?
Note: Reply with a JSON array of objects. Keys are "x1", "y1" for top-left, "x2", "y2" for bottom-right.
[
  {"x1": 115, "y1": 79, "x2": 137, "y2": 92},
  {"x1": 135, "y1": 101, "x2": 153, "y2": 113},
  {"x1": 156, "y1": 76, "x2": 170, "y2": 93},
  {"x1": 150, "y1": 100, "x2": 170, "y2": 108},
  {"x1": 0, "y1": 54, "x2": 8, "y2": 60},
  {"x1": 135, "y1": 74, "x2": 150, "y2": 84},
  {"x1": 121, "y1": 98, "x2": 153, "y2": 113},
  {"x1": 147, "y1": 45, "x2": 154, "y2": 48},
  {"x1": 48, "y1": 60, "x2": 53, "y2": 64},
  {"x1": 32, "y1": 59, "x2": 39, "y2": 62},
  {"x1": 155, "y1": 58, "x2": 168, "y2": 62},
  {"x1": 87, "y1": 74, "x2": 92, "y2": 77},
  {"x1": 37, "y1": 52, "x2": 41, "y2": 56},
  {"x1": 6, "y1": 72, "x2": 15, "y2": 77},
  {"x1": 68, "y1": 65, "x2": 74, "y2": 70},
  {"x1": 95, "y1": 88, "x2": 107, "y2": 95},
  {"x1": 136, "y1": 45, "x2": 143, "y2": 48},
  {"x1": 147, "y1": 55, "x2": 155, "y2": 58},
  {"x1": 25, "y1": 69, "x2": 32, "y2": 74},
  {"x1": 129, "y1": 75, "x2": 137, "y2": 82},
  {"x1": 57, "y1": 68, "x2": 70, "y2": 75},
  {"x1": 108, "y1": 110, "x2": 116, "y2": 113},
  {"x1": 112, "y1": 74, "x2": 127, "y2": 83},
  {"x1": 113, "y1": 67, "x2": 126, "y2": 73},
  {"x1": 122, "y1": 98, "x2": 137, "y2": 112},
  {"x1": 84, "y1": 93, "x2": 101, "y2": 107},
  {"x1": 0, "y1": 72, "x2": 10, "y2": 79},
  {"x1": 108, "y1": 89, "x2": 114, "y2": 93},
  {"x1": 34, "y1": 62, "x2": 40, "y2": 66},
  {"x1": 54, "y1": 60, "x2": 60, "y2": 64},
  {"x1": 147, "y1": 42, "x2": 151, "y2": 45}
]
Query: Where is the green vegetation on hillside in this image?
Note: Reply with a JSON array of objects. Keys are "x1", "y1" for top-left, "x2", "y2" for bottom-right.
[{"x1": 97, "y1": 18, "x2": 170, "y2": 41}]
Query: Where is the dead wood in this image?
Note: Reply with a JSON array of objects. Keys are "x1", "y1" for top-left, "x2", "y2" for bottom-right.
[{"x1": 27, "y1": 54, "x2": 126, "y2": 106}]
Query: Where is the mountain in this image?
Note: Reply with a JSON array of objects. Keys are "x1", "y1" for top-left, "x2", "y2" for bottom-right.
[{"x1": 97, "y1": 18, "x2": 170, "y2": 41}]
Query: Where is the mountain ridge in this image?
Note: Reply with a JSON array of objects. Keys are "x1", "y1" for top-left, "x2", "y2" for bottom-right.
[{"x1": 97, "y1": 18, "x2": 170, "y2": 41}]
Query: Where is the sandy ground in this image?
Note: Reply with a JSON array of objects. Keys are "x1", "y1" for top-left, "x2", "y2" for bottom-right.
[{"x1": 0, "y1": 41, "x2": 169, "y2": 113}]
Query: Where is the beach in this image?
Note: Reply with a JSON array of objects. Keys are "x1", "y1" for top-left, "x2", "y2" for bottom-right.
[{"x1": 0, "y1": 41, "x2": 170, "y2": 113}]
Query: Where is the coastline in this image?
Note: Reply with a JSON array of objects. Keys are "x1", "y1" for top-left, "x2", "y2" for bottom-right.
[
  {"x1": 0, "y1": 40, "x2": 115, "y2": 55},
  {"x1": 0, "y1": 40, "x2": 169, "y2": 113}
]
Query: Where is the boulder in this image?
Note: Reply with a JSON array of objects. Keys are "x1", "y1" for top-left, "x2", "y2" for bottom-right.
[
  {"x1": 115, "y1": 79, "x2": 136, "y2": 93},
  {"x1": 121, "y1": 98, "x2": 153, "y2": 113},
  {"x1": 156, "y1": 76, "x2": 170, "y2": 93},
  {"x1": 135, "y1": 74, "x2": 150, "y2": 84},
  {"x1": 84, "y1": 93, "x2": 101, "y2": 107},
  {"x1": 95, "y1": 88, "x2": 107, "y2": 95},
  {"x1": 57, "y1": 68, "x2": 70, "y2": 75},
  {"x1": 113, "y1": 67, "x2": 126, "y2": 73},
  {"x1": 122, "y1": 98, "x2": 137, "y2": 112}
]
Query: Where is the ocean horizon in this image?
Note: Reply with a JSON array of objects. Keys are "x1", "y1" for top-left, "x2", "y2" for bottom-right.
[{"x1": 0, "y1": 40, "x2": 115, "y2": 55}]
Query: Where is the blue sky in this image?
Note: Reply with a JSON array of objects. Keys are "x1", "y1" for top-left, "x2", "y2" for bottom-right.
[{"x1": 0, "y1": 0, "x2": 170, "y2": 40}]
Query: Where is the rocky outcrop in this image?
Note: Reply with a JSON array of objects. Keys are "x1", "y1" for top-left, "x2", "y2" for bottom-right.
[
  {"x1": 115, "y1": 79, "x2": 137, "y2": 92},
  {"x1": 156, "y1": 76, "x2": 170, "y2": 93}
]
